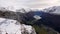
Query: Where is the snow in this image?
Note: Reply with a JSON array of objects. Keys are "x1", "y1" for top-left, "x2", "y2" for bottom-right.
[
  {"x1": 33, "y1": 15, "x2": 42, "y2": 20},
  {"x1": 0, "y1": 18, "x2": 36, "y2": 34},
  {"x1": 43, "y1": 6, "x2": 60, "y2": 15}
]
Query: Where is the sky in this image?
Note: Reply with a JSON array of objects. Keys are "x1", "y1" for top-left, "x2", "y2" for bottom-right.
[{"x1": 0, "y1": 0, "x2": 60, "y2": 9}]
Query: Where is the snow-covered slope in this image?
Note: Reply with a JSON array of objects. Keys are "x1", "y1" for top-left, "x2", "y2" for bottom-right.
[
  {"x1": 0, "y1": 7, "x2": 31, "y2": 13},
  {"x1": 0, "y1": 18, "x2": 36, "y2": 34},
  {"x1": 43, "y1": 6, "x2": 60, "y2": 15}
]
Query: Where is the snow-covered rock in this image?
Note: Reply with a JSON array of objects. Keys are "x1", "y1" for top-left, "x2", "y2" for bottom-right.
[
  {"x1": 0, "y1": 18, "x2": 36, "y2": 34},
  {"x1": 43, "y1": 6, "x2": 60, "y2": 15}
]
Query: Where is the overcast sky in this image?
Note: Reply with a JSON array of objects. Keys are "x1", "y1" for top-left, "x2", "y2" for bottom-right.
[{"x1": 0, "y1": 0, "x2": 60, "y2": 9}]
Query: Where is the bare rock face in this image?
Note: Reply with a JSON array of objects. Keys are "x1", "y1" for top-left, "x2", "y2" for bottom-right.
[{"x1": 0, "y1": 18, "x2": 36, "y2": 34}]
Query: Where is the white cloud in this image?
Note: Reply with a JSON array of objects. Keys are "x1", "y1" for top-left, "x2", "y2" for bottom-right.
[{"x1": 0, "y1": 0, "x2": 60, "y2": 9}]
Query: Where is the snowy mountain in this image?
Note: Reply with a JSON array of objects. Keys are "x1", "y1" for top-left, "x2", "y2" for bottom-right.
[
  {"x1": 0, "y1": 18, "x2": 36, "y2": 34},
  {"x1": 0, "y1": 7, "x2": 30, "y2": 13},
  {"x1": 0, "y1": 7, "x2": 37, "y2": 34},
  {"x1": 0, "y1": 6, "x2": 60, "y2": 34},
  {"x1": 43, "y1": 6, "x2": 60, "y2": 15},
  {"x1": 23, "y1": 6, "x2": 60, "y2": 33}
]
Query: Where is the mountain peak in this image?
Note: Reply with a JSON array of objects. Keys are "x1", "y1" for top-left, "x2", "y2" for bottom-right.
[{"x1": 43, "y1": 6, "x2": 60, "y2": 15}]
